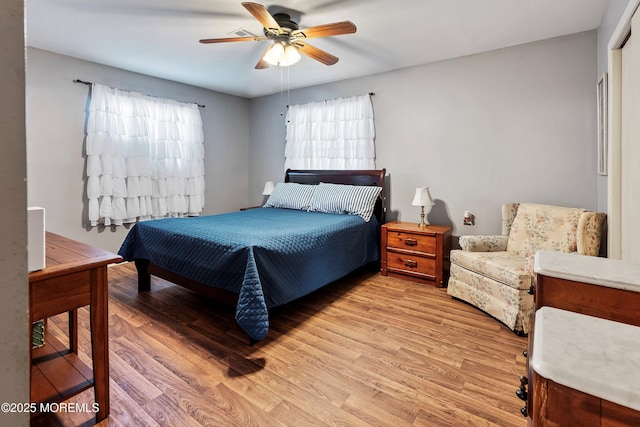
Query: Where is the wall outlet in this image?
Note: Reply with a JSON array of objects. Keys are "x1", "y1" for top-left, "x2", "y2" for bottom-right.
[{"x1": 463, "y1": 211, "x2": 474, "y2": 226}]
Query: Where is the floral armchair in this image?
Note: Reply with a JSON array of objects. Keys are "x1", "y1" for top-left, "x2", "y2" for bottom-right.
[{"x1": 447, "y1": 202, "x2": 606, "y2": 335}]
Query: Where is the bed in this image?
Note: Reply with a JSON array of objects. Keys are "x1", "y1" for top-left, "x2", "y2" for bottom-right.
[{"x1": 118, "y1": 169, "x2": 386, "y2": 342}]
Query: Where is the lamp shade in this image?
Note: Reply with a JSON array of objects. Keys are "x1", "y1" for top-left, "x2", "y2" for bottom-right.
[
  {"x1": 264, "y1": 42, "x2": 301, "y2": 67},
  {"x1": 411, "y1": 187, "x2": 434, "y2": 207},
  {"x1": 263, "y1": 43, "x2": 284, "y2": 65},
  {"x1": 262, "y1": 181, "x2": 275, "y2": 196},
  {"x1": 284, "y1": 44, "x2": 301, "y2": 64}
]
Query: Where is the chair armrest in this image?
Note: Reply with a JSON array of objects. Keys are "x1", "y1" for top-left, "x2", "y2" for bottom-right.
[
  {"x1": 459, "y1": 235, "x2": 508, "y2": 252},
  {"x1": 525, "y1": 254, "x2": 536, "y2": 277},
  {"x1": 577, "y1": 211, "x2": 607, "y2": 256}
]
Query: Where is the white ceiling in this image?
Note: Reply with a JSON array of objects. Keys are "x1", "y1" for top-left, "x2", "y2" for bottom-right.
[{"x1": 26, "y1": 0, "x2": 611, "y2": 99}]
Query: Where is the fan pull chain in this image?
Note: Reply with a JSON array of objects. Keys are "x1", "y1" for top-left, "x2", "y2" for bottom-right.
[
  {"x1": 280, "y1": 66, "x2": 284, "y2": 116},
  {"x1": 287, "y1": 65, "x2": 291, "y2": 119}
]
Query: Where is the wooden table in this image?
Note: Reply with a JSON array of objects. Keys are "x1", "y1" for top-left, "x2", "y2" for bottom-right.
[{"x1": 29, "y1": 232, "x2": 122, "y2": 422}]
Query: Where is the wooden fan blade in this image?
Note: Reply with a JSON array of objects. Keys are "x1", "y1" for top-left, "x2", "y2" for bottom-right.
[
  {"x1": 242, "y1": 2, "x2": 282, "y2": 33},
  {"x1": 292, "y1": 21, "x2": 356, "y2": 39},
  {"x1": 295, "y1": 42, "x2": 339, "y2": 66},
  {"x1": 255, "y1": 46, "x2": 271, "y2": 69},
  {"x1": 199, "y1": 36, "x2": 267, "y2": 44},
  {"x1": 255, "y1": 58, "x2": 270, "y2": 69}
]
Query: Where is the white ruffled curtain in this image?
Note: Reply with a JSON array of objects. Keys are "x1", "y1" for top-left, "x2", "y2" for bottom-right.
[
  {"x1": 285, "y1": 94, "x2": 376, "y2": 170},
  {"x1": 86, "y1": 84, "x2": 205, "y2": 226}
]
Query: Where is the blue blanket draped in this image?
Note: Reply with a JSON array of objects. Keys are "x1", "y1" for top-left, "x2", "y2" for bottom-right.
[{"x1": 118, "y1": 208, "x2": 380, "y2": 340}]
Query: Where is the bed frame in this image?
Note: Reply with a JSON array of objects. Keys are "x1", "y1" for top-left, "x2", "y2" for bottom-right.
[{"x1": 134, "y1": 169, "x2": 386, "y2": 306}]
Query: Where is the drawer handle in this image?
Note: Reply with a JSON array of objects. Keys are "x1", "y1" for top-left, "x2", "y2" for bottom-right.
[
  {"x1": 404, "y1": 259, "x2": 418, "y2": 268},
  {"x1": 516, "y1": 387, "x2": 528, "y2": 401},
  {"x1": 519, "y1": 376, "x2": 528, "y2": 387},
  {"x1": 404, "y1": 238, "x2": 418, "y2": 246}
]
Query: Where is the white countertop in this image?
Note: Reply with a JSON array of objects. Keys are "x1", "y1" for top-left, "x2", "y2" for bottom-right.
[
  {"x1": 534, "y1": 250, "x2": 640, "y2": 292},
  {"x1": 532, "y1": 307, "x2": 640, "y2": 411}
]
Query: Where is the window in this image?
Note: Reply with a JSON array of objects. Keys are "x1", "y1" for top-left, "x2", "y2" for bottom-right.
[
  {"x1": 86, "y1": 84, "x2": 205, "y2": 226},
  {"x1": 285, "y1": 94, "x2": 375, "y2": 170}
]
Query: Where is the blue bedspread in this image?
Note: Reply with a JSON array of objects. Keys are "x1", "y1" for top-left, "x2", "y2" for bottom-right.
[{"x1": 118, "y1": 208, "x2": 380, "y2": 340}]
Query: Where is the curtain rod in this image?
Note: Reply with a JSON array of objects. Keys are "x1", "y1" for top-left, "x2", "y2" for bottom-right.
[
  {"x1": 73, "y1": 79, "x2": 206, "y2": 108},
  {"x1": 286, "y1": 92, "x2": 375, "y2": 108},
  {"x1": 322, "y1": 92, "x2": 375, "y2": 102}
]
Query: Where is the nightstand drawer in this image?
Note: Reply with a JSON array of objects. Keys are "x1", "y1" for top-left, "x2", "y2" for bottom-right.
[
  {"x1": 387, "y1": 232, "x2": 435, "y2": 254},
  {"x1": 386, "y1": 252, "x2": 435, "y2": 276}
]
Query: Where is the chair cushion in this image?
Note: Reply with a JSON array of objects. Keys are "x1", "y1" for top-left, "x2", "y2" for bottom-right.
[
  {"x1": 506, "y1": 203, "x2": 586, "y2": 258},
  {"x1": 450, "y1": 249, "x2": 532, "y2": 290}
]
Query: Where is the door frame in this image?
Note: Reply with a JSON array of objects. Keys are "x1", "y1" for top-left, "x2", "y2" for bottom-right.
[{"x1": 607, "y1": 0, "x2": 640, "y2": 259}]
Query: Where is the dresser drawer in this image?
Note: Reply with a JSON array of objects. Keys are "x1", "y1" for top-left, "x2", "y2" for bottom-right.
[
  {"x1": 387, "y1": 232, "x2": 435, "y2": 254},
  {"x1": 386, "y1": 252, "x2": 436, "y2": 277}
]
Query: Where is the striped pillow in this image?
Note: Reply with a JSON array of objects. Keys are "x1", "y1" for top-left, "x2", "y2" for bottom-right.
[
  {"x1": 310, "y1": 183, "x2": 382, "y2": 222},
  {"x1": 263, "y1": 183, "x2": 315, "y2": 211}
]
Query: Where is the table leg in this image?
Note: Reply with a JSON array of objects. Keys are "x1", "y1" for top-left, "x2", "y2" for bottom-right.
[
  {"x1": 68, "y1": 309, "x2": 78, "y2": 354},
  {"x1": 90, "y1": 267, "x2": 110, "y2": 421}
]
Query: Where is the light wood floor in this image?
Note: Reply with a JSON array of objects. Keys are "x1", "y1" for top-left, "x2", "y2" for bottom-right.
[{"x1": 32, "y1": 262, "x2": 528, "y2": 427}]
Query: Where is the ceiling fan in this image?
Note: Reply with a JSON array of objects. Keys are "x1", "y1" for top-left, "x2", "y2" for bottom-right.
[{"x1": 199, "y1": 2, "x2": 357, "y2": 69}]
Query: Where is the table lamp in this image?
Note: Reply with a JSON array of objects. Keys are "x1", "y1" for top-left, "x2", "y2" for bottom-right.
[
  {"x1": 262, "y1": 181, "x2": 275, "y2": 196},
  {"x1": 411, "y1": 187, "x2": 435, "y2": 229}
]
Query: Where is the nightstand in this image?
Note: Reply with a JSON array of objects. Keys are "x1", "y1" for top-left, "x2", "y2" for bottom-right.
[{"x1": 381, "y1": 221, "x2": 452, "y2": 287}]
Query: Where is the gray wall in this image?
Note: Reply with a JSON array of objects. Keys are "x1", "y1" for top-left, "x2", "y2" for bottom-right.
[
  {"x1": 249, "y1": 31, "x2": 599, "y2": 241},
  {"x1": 0, "y1": 0, "x2": 30, "y2": 425},
  {"x1": 26, "y1": 48, "x2": 252, "y2": 254}
]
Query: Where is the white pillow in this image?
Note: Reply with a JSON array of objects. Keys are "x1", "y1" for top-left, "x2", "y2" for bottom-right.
[
  {"x1": 310, "y1": 183, "x2": 382, "y2": 222},
  {"x1": 263, "y1": 182, "x2": 315, "y2": 211}
]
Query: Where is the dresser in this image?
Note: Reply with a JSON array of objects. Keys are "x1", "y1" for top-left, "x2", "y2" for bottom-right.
[
  {"x1": 380, "y1": 221, "x2": 452, "y2": 287},
  {"x1": 519, "y1": 251, "x2": 640, "y2": 425},
  {"x1": 530, "y1": 307, "x2": 640, "y2": 426}
]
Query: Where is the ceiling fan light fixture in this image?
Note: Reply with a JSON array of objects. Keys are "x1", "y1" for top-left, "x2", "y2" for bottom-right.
[
  {"x1": 263, "y1": 41, "x2": 301, "y2": 66},
  {"x1": 284, "y1": 44, "x2": 301, "y2": 64},
  {"x1": 263, "y1": 42, "x2": 284, "y2": 64},
  {"x1": 200, "y1": 3, "x2": 355, "y2": 69}
]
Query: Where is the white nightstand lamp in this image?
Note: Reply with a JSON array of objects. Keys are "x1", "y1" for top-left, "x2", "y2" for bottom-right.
[
  {"x1": 262, "y1": 181, "x2": 275, "y2": 205},
  {"x1": 411, "y1": 187, "x2": 434, "y2": 230},
  {"x1": 262, "y1": 181, "x2": 275, "y2": 196}
]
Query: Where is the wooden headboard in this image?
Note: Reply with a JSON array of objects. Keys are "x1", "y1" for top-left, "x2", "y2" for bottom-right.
[{"x1": 285, "y1": 169, "x2": 387, "y2": 223}]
